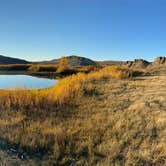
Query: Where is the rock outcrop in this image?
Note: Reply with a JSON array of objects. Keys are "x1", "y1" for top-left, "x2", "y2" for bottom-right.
[
  {"x1": 147, "y1": 57, "x2": 166, "y2": 70},
  {"x1": 126, "y1": 59, "x2": 150, "y2": 69},
  {"x1": 152, "y1": 57, "x2": 166, "y2": 66}
]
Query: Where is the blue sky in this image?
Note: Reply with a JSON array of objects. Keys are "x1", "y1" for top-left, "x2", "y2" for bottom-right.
[{"x1": 0, "y1": 0, "x2": 166, "y2": 61}]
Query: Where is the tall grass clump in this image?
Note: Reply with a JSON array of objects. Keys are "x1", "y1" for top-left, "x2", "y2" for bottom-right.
[
  {"x1": 0, "y1": 66, "x2": 131, "y2": 110},
  {"x1": 47, "y1": 66, "x2": 130, "y2": 105}
]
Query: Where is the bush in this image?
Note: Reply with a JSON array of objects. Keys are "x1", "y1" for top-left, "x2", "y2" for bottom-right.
[
  {"x1": 56, "y1": 57, "x2": 69, "y2": 74},
  {"x1": 28, "y1": 65, "x2": 58, "y2": 72},
  {"x1": 0, "y1": 64, "x2": 30, "y2": 71},
  {"x1": 28, "y1": 65, "x2": 40, "y2": 72}
]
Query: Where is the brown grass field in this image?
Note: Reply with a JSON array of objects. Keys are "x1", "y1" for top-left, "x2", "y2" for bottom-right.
[{"x1": 0, "y1": 66, "x2": 165, "y2": 165}]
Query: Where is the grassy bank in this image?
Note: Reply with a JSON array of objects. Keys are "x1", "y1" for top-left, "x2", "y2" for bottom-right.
[
  {"x1": 0, "y1": 64, "x2": 101, "y2": 79},
  {"x1": 0, "y1": 66, "x2": 130, "y2": 110},
  {"x1": 0, "y1": 66, "x2": 164, "y2": 165}
]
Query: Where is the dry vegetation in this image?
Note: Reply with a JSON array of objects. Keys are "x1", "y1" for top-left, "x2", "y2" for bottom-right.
[
  {"x1": 0, "y1": 66, "x2": 165, "y2": 165},
  {"x1": 0, "y1": 66, "x2": 130, "y2": 110}
]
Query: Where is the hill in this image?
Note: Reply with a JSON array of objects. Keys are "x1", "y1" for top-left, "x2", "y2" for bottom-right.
[
  {"x1": 0, "y1": 55, "x2": 97, "y2": 67},
  {"x1": 0, "y1": 55, "x2": 29, "y2": 64},
  {"x1": 1, "y1": 54, "x2": 166, "y2": 71},
  {"x1": 39, "y1": 55, "x2": 97, "y2": 66}
]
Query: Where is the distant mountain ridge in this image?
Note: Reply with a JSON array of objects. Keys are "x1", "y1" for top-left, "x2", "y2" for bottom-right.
[
  {"x1": 96, "y1": 60, "x2": 125, "y2": 66},
  {"x1": 0, "y1": 54, "x2": 166, "y2": 69},
  {"x1": 0, "y1": 55, "x2": 29, "y2": 64},
  {"x1": 0, "y1": 55, "x2": 97, "y2": 66}
]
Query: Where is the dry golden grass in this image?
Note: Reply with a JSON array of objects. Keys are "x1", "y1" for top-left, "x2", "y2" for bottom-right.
[
  {"x1": 0, "y1": 66, "x2": 131, "y2": 110},
  {"x1": 0, "y1": 66, "x2": 164, "y2": 165}
]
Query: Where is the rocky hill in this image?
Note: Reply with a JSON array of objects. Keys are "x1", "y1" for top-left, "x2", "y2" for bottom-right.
[
  {"x1": 149, "y1": 57, "x2": 166, "y2": 67},
  {"x1": 126, "y1": 59, "x2": 150, "y2": 69},
  {"x1": 40, "y1": 55, "x2": 97, "y2": 66},
  {"x1": 0, "y1": 55, "x2": 29, "y2": 64}
]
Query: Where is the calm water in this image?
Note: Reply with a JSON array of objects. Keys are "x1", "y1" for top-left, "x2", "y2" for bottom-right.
[{"x1": 0, "y1": 75, "x2": 57, "y2": 89}]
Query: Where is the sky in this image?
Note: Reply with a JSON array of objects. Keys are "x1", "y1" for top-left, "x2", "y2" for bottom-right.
[{"x1": 0, "y1": 0, "x2": 166, "y2": 61}]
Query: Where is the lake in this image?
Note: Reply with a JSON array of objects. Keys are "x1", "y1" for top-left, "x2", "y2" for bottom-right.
[{"x1": 0, "y1": 75, "x2": 57, "y2": 89}]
